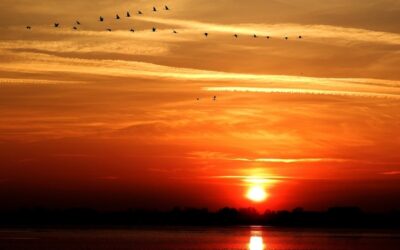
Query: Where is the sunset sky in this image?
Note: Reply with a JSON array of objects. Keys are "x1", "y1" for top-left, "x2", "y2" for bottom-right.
[{"x1": 0, "y1": 0, "x2": 400, "y2": 211}]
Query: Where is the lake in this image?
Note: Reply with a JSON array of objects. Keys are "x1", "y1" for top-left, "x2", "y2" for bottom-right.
[{"x1": 0, "y1": 227, "x2": 399, "y2": 250}]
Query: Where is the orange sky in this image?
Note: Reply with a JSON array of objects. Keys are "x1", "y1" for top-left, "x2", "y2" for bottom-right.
[{"x1": 0, "y1": 0, "x2": 400, "y2": 211}]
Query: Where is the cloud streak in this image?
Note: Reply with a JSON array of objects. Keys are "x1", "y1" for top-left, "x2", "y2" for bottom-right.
[
  {"x1": 2, "y1": 48, "x2": 399, "y2": 101},
  {"x1": 2, "y1": 50, "x2": 400, "y2": 87},
  {"x1": 204, "y1": 86, "x2": 400, "y2": 100},
  {"x1": 382, "y1": 171, "x2": 400, "y2": 175},
  {"x1": 137, "y1": 16, "x2": 400, "y2": 45},
  {"x1": 0, "y1": 77, "x2": 85, "y2": 85},
  {"x1": 232, "y1": 157, "x2": 358, "y2": 164}
]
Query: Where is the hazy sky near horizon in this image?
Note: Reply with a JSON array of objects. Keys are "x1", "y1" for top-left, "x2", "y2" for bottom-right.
[{"x1": 0, "y1": 0, "x2": 400, "y2": 211}]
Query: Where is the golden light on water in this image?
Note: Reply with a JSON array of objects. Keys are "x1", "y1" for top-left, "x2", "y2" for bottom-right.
[
  {"x1": 1, "y1": 0, "x2": 400, "y2": 215},
  {"x1": 249, "y1": 236, "x2": 265, "y2": 250}
]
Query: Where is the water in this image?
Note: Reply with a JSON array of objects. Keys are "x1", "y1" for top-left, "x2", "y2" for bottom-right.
[{"x1": 0, "y1": 227, "x2": 399, "y2": 250}]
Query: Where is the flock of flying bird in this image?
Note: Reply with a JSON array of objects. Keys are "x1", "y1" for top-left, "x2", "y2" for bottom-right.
[
  {"x1": 24, "y1": 5, "x2": 304, "y2": 102},
  {"x1": 25, "y1": 5, "x2": 304, "y2": 40}
]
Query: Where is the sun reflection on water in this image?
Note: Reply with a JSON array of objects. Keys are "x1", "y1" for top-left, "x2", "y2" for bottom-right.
[
  {"x1": 248, "y1": 230, "x2": 265, "y2": 250},
  {"x1": 249, "y1": 236, "x2": 265, "y2": 250}
]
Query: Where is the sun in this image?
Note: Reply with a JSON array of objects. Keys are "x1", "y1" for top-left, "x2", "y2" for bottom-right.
[{"x1": 246, "y1": 186, "x2": 268, "y2": 202}]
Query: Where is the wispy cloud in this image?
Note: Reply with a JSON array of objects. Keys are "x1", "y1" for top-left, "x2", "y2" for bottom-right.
[
  {"x1": 0, "y1": 77, "x2": 86, "y2": 85},
  {"x1": 204, "y1": 87, "x2": 400, "y2": 100},
  {"x1": 2, "y1": 50, "x2": 400, "y2": 96},
  {"x1": 188, "y1": 151, "x2": 356, "y2": 164},
  {"x1": 96, "y1": 176, "x2": 120, "y2": 181},
  {"x1": 208, "y1": 175, "x2": 291, "y2": 182},
  {"x1": 0, "y1": 29, "x2": 173, "y2": 56},
  {"x1": 137, "y1": 16, "x2": 400, "y2": 45},
  {"x1": 233, "y1": 157, "x2": 356, "y2": 164},
  {"x1": 381, "y1": 171, "x2": 400, "y2": 175}
]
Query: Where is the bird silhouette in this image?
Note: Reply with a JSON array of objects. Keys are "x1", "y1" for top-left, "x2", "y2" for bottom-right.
[
  {"x1": 99, "y1": 16, "x2": 104, "y2": 22},
  {"x1": 285, "y1": 36, "x2": 288, "y2": 40},
  {"x1": 138, "y1": 10, "x2": 143, "y2": 15},
  {"x1": 266, "y1": 36, "x2": 270, "y2": 39},
  {"x1": 213, "y1": 96, "x2": 217, "y2": 101},
  {"x1": 76, "y1": 21, "x2": 81, "y2": 25},
  {"x1": 73, "y1": 26, "x2": 77, "y2": 30},
  {"x1": 234, "y1": 34, "x2": 238, "y2": 38},
  {"x1": 152, "y1": 27, "x2": 157, "y2": 32},
  {"x1": 126, "y1": 11, "x2": 131, "y2": 17},
  {"x1": 54, "y1": 23, "x2": 60, "y2": 28},
  {"x1": 196, "y1": 98, "x2": 200, "y2": 101},
  {"x1": 116, "y1": 14, "x2": 120, "y2": 20},
  {"x1": 165, "y1": 5, "x2": 170, "y2": 10},
  {"x1": 298, "y1": 35, "x2": 302, "y2": 39},
  {"x1": 130, "y1": 28, "x2": 135, "y2": 32},
  {"x1": 204, "y1": 32, "x2": 208, "y2": 37},
  {"x1": 26, "y1": 26, "x2": 31, "y2": 30},
  {"x1": 106, "y1": 28, "x2": 112, "y2": 32},
  {"x1": 153, "y1": 7, "x2": 157, "y2": 12},
  {"x1": 253, "y1": 34, "x2": 257, "y2": 38},
  {"x1": 173, "y1": 30, "x2": 177, "y2": 33}
]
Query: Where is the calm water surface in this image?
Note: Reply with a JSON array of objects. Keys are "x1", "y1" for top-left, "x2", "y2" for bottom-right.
[{"x1": 0, "y1": 227, "x2": 399, "y2": 250}]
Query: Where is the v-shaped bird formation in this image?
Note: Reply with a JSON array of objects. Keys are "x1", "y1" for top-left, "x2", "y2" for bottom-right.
[
  {"x1": 25, "y1": 4, "x2": 303, "y2": 40},
  {"x1": 23, "y1": 4, "x2": 304, "y2": 102}
]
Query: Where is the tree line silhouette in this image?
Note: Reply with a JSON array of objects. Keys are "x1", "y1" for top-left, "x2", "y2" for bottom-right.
[{"x1": 1, "y1": 206, "x2": 399, "y2": 228}]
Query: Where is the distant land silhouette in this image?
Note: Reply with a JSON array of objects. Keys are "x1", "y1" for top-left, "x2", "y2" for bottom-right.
[{"x1": 1, "y1": 207, "x2": 400, "y2": 228}]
